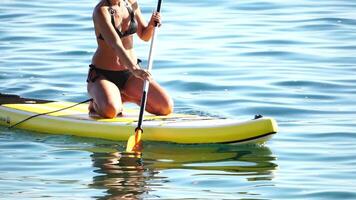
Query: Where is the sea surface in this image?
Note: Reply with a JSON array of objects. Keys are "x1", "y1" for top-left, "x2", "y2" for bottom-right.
[{"x1": 1, "y1": 0, "x2": 356, "y2": 199}]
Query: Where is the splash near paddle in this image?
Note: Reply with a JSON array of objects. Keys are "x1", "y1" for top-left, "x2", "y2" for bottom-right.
[{"x1": 125, "y1": 0, "x2": 163, "y2": 152}]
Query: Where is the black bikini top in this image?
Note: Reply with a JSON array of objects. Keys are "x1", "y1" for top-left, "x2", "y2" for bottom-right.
[{"x1": 97, "y1": 0, "x2": 137, "y2": 40}]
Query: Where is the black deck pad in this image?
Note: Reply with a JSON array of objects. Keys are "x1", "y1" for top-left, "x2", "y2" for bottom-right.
[{"x1": 0, "y1": 93, "x2": 52, "y2": 105}]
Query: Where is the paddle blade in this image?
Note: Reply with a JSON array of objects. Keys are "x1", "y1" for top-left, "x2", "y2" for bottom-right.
[{"x1": 126, "y1": 129, "x2": 143, "y2": 152}]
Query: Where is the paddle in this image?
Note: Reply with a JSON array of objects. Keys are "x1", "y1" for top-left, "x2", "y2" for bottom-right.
[{"x1": 126, "y1": 0, "x2": 163, "y2": 152}]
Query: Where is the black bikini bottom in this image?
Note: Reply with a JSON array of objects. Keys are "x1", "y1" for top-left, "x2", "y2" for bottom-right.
[{"x1": 87, "y1": 59, "x2": 142, "y2": 90}]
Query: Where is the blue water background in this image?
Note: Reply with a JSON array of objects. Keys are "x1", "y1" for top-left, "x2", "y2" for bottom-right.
[{"x1": 1, "y1": 0, "x2": 356, "y2": 199}]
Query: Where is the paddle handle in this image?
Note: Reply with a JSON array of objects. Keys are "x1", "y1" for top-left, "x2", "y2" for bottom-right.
[
  {"x1": 157, "y1": 0, "x2": 162, "y2": 12},
  {"x1": 136, "y1": 0, "x2": 163, "y2": 130}
]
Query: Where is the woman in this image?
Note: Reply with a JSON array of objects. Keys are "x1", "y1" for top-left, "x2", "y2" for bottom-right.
[{"x1": 87, "y1": 0, "x2": 173, "y2": 118}]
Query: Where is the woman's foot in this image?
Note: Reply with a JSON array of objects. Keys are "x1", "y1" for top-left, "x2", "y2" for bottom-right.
[{"x1": 88, "y1": 100, "x2": 100, "y2": 118}]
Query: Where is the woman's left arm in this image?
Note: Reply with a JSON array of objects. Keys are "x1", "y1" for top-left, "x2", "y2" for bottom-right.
[{"x1": 130, "y1": 0, "x2": 161, "y2": 41}]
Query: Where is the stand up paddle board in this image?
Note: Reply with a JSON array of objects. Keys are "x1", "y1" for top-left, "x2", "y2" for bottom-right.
[{"x1": 0, "y1": 93, "x2": 278, "y2": 144}]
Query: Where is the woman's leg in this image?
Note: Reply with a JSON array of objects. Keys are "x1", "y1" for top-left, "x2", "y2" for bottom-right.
[
  {"x1": 87, "y1": 76, "x2": 123, "y2": 118},
  {"x1": 121, "y1": 75, "x2": 174, "y2": 115}
]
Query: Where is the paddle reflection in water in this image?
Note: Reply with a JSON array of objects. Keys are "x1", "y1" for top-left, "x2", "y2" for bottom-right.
[
  {"x1": 90, "y1": 151, "x2": 147, "y2": 199},
  {"x1": 88, "y1": 143, "x2": 278, "y2": 199}
]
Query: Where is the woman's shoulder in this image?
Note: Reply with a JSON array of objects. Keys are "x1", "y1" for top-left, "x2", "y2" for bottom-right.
[
  {"x1": 127, "y1": 0, "x2": 138, "y2": 7},
  {"x1": 93, "y1": 2, "x2": 110, "y2": 19},
  {"x1": 127, "y1": 0, "x2": 138, "y2": 4},
  {"x1": 126, "y1": 0, "x2": 139, "y2": 12}
]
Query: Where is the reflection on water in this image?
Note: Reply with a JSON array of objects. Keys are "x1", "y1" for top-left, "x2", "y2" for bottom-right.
[
  {"x1": 90, "y1": 152, "x2": 146, "y2": 200},
  {"x1": 88, "y1": 143, "x2": 277, "y2": 199}
]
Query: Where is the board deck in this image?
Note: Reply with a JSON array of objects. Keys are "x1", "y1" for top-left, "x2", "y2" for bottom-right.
[{"x1": 0, "y1": 93, "x2": 278, "y2": 144}]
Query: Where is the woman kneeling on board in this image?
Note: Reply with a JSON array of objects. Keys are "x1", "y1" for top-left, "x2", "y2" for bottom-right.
[{"x1": 87, "y1": 0, "x2": 173, "y2": 118}]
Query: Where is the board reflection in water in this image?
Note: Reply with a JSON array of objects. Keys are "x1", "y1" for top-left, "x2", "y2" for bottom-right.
[{"x1": 89, "y1": 143, "x2": 277, "y2": 199}]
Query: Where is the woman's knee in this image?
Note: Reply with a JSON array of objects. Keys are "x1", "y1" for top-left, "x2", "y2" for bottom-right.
[
  {"x1": 98, "y1": 101, "x2": 123, "y2": 119},
  {"x1": 164, "y1": 98, "x2": 174, "y2": 115},
  {"x1": 151, "y1": 97, "x2": 174, "y2": 116}
]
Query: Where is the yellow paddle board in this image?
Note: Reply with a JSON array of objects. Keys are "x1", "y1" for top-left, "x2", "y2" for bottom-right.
[{"x1": 0, "y1": 93, "x2": 278, "y2": 144}]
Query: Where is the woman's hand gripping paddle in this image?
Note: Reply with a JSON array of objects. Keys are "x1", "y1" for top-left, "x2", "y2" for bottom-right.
[{"x1": 126, "y1": 0, "x2": 163, "y2": 152}]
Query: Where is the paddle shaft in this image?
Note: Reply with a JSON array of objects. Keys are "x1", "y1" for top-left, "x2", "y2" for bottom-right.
[{"x1": 136, "y1": 0, "x2": 162, "y2": 131}]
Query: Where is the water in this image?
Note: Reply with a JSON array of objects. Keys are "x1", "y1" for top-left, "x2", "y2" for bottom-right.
[{"x1": 0, "y1": 0, "x2": 355, "y2": 199}]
